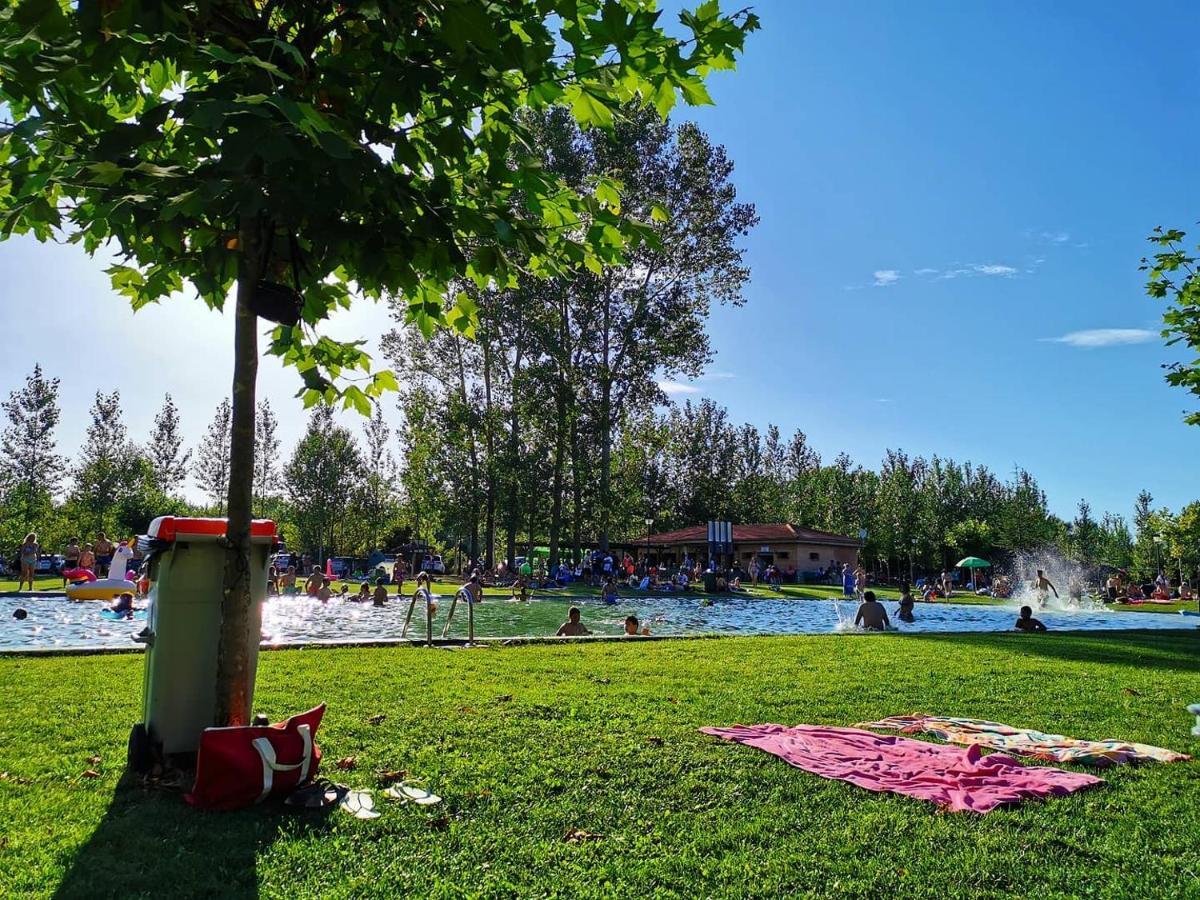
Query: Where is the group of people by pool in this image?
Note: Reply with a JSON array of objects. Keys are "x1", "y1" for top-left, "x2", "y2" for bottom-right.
[{"x1": 850, "y1": 581, "x2": 1049, "y2": 633}]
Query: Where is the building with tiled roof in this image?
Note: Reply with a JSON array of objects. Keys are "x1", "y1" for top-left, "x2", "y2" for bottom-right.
[{"x1": 638, "y1": 523, "x2": 862, "y2": 578}]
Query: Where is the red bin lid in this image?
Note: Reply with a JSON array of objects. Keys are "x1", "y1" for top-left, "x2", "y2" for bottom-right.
[{"x1": 148, "y1": 516, "x2": 277, "y2": 543}]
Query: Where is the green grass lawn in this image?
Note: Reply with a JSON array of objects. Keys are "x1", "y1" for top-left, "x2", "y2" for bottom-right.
[{"x1": 1, "y1": 630, "x2": 1197, "y2": 897}]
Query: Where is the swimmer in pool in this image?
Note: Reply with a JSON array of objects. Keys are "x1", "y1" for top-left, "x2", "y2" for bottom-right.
[
  {"x1": 109, "y1": 592, "x2": 135, "y2": 618},
  {"x1": 1014, "y1": 605, "x2": 1047, "y2": 632},
  {"x1": 372, "y1": 579, "x2": 388, "y2": 606},
  {"x1": 556, "y1": 606, "x2": 592, "y2": 637},
  {"x1": 624, "y1": 614, "x2": 650, "y2": 636},
  {"x1": 854, "y1": 590, "x2": 890, "y2": 631},
  {"x1": 895, "y1": 593, "x2": 915, "y2": 623},
  {"x1": 601, "y1": 577, "x2": 618, "y2": 605}
]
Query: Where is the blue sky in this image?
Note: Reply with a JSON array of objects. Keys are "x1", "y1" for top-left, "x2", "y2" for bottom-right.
[{"x1": 0, "y1": 0, "x2": 1197, "y2": 519}]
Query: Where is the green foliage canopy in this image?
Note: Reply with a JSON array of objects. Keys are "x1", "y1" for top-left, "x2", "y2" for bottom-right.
[
  {"x1": 0, "y1": 0, "x2": 757, "y2": 406},
  {"x1": 1144, "y1": 227, "x2": 1200, "y2": 424}
]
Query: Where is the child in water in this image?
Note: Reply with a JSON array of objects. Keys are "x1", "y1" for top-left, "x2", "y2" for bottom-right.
[
  {"x1": 372, "y1": 579, "x2": 389, "y2": 606},
  {"x1": 601, "y1": 577, "x2": 618, "y2": 605},
  {"x1": 316, "y1": 577, "x2": 333, "y2": 604},
  {"x1": 1014, "y1": 606, "x2": 1047, "y2": 632},
  {"x1": 109, "y1": 592, "x2": 135, "y2": 618},
  {"x1": 895, "y1": 593, "x2": 915, "y2": 623},
  {"x1": 624, "y1": 615, "x2": 650, "y2": 636},
  {"x1": 356, "y1": 582, "x2": 372, "y2": 602},
  {"x1": 556, "y1": 606, "x2": 592, "y2": 636}
]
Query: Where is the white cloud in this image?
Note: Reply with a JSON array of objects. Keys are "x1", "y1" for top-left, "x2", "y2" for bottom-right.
[
  {"x1": 705, "y1": 370, "x2": 737, "y2": 380},
  {"x1": 974, "y1": 264, "x2": 1017, "y2": 276},
  {"x1": 657, "y1": 380, "x2": 701, "y2": 394},
  {"x1": 914, "y1": 268, "x2": 939, "y2": 276},
  {"x1": 873, "y1": 269, "x2": 900, "y2": 287},
  {"x1": 1040, "y1": 230, "x2": 1071, "y2": 243},
  {"x1": 1040, "y1": 328, "x2": 1156, "y2": 348},
  {"x1": 876, "y1": 398, "x2": 892, "y2": 403}
]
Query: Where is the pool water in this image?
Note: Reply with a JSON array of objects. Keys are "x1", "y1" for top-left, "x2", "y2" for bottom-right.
[{"x1": 0, "y1": 593, "x2": 1191, "y2": 651}]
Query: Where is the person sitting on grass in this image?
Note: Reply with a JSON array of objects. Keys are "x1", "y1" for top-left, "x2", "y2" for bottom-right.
[
  {"x1": 1179, "y1": 581, "x2": 1194, "y2": 602},
  {"x1": 1125, "y1": 582, "x2": 1145, "y2": 602},
  {"x1": 1014, "y1": 606, "x2": 1047, "y2": 632},
  {"x1": 556, "y1": 606, "x2": 592, "y2": 637},
  {"x1": 1150, "y1": 582, "x2": 1171, "y2": 601},
  {"x1": 624, "y1": 615, "x2": 650, "y2": 636},
  {"x1": 896, "y1": 594, "x2": 915, "y2": 623},
  {"x1": 854, "y1": 590, "x2": 890, "y2": 631},
  {"x1": 372, "y1": 578, "x2": 389, "y2": 607}
]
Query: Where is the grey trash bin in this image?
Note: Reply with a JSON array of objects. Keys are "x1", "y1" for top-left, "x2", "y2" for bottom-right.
[{"x1": 130, "y1": 516, "x2": 277, "y2": 767}]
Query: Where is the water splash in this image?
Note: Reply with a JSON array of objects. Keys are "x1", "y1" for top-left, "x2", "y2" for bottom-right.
[{"x1": 1003, "y1": 548, "x2": 1106, "y2": 612}]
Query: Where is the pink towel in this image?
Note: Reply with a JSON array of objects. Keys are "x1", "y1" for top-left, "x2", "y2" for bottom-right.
[{"x1": 700, "y1": 724, "x2": 1102, "y2": 813}]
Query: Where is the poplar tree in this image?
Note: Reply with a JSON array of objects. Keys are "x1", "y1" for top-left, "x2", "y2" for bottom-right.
[
  {"x1": 0, "y1": 364, "x2": 65, "y2": 532},
  {"x1": 147, "y1": 393, "x2": 191, "y2": 498},
  {"x1": 194, "y1": 400, "x2": 232, "y2": 514}
]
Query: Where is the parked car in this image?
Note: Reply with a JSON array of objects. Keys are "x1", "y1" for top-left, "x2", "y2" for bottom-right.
[
  {"x1": 36, "y1": 554, "x2": 64, "y2": 575},
  {"x1": 418, "y1": 554, "x2": 446, "y2": 575}
]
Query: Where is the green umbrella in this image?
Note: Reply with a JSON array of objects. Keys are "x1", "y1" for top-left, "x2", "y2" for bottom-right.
[{"x1": 955, "y1": 556, "x2": 990, "y2": 568}]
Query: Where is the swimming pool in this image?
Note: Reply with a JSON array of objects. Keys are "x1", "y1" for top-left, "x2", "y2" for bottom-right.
[{"x1": 0, "y1": 593, "x2": 1191, "y2": 651}]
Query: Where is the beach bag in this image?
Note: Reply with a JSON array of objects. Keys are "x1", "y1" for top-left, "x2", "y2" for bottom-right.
[{"x1": 186, "y1": 704, "x2": 325, "y2": 810}]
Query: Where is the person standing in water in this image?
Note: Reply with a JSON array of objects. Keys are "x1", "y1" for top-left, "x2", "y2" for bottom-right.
[{"x1": 1033, "y1": 570, "x2": 1058, "y2": 608}]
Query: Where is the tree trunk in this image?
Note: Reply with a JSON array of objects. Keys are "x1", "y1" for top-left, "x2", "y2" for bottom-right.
[
  {"x1": 570, "y1": 417, "x2": 583, "y2": 569},
  {"x1": 548, "y1": 388, "x2": 567, "y2": 572},
  {"x1": 505, "y1": 338, "x2": 523, "y2": 570},
  {"x1": 213, "y1": 215, "x2": 260, "y2": 728},
  {"x1": 598, "y1": 297, "x2": 612, "y2": 554},
  {"x1": 598, "y1": 375, "x2": 612, "y2": 554},
  {"x1": 482, "y1": 322, "x2": 497, "y2": 571}
]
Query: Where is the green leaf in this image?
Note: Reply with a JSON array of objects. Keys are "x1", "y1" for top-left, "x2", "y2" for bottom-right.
[
  {"x1": 649, "y1": 201, "x2": 670, "y2": 223},
  {"x1": 566, "y1": 84, "x2": 615, "y2": 129},
  {"x1": 594, "y1": 177, "x2": 623, "y2": 213}
]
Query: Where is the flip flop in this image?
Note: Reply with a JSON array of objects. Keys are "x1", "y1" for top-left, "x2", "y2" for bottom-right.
[
  {"x1": 285, "y1": 780, "x2": 346, "y2": 810},
  {"x1": 384, "y1": 783, "x2": 442, "y2": 806},
  {"x1": 339, "y1": 789, "x2": 381, "y2": 819}
]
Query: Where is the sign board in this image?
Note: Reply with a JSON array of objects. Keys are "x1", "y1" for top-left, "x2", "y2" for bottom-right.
[{"x1": 707, "y1": 520, "x2": 732, "y2": 557}]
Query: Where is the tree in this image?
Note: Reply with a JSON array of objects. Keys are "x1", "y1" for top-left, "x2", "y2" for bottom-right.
[
  {"x1": 0, "y1": 0, "x2": 756, "y2": 726},
  {"x1": 284, "y1": 407, "x2": 363, "y2": 560},
  {"x1": 0, "y1": 364, "x2": 65, "y2": 534},
  {"x1": 71, "y1": 391, "x2": 139, "y2": 534},
  {"x1": 1143, "y1": 228, "x2": 1200, "y2": 424},
  {"x1": 253, "y1": 399, "x2": 281, "y2": 519},
  {"x1": 147, "y1": 394, "x2": 191, "y2": 498},
  {"x1": 358, "y1": 404, "x2": 398, "y2": 552},
  {"x1": 194, "y1": 400, "x2": 232, "y2": 514}
]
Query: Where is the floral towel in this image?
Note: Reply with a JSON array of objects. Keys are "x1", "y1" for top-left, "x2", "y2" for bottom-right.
[
  {"x1": 700, "y1": 724, "x2": 1101, "y2": 813},
  {"x1": 857, "y1": 715, "x2": 1189, "y2": 767}
]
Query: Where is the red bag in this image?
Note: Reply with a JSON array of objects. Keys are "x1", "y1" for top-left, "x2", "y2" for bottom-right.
[{"x1": 185, "y1": 704, "x2": 325, "y2": 810}]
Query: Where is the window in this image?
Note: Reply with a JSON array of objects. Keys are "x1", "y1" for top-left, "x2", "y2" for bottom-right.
[{"x1": 809, "y1": 552, "x2": 820, "y2": 561}]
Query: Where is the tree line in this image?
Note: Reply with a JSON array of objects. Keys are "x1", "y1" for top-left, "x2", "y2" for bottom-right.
[{"x1": 1, "y1": 362, "x2": 1195, "y2": 582}]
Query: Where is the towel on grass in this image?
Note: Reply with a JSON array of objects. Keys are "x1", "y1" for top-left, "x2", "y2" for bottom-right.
[
  {"x1": 700, "y1": 723, "x2": 1101, "y2": 813},
  {"x1": 857, "y1": 715, "x2": 1189, "y2": 766}
]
